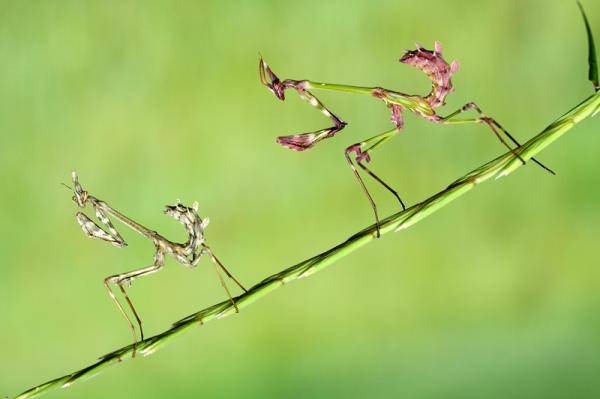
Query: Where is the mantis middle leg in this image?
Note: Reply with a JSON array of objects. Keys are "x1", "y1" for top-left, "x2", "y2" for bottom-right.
[
  {"x1": 104, "y1": 251, "x2": 164, "y2": 357},
  {"x1": 344, "y1": 104, "x2": 407, "y2": 237},
  {"x1": 346, "y1": 129, "x2": 408, "y2": 237}
]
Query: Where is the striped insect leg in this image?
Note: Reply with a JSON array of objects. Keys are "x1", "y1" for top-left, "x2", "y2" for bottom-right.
[
  {"x1": 76, "y1": 212, "x2": 127, "y2": 247},
  {"x1": 345, "y1": 111, "x2": 405, "y2": 238},
  {"x1": 259, "y1": 57, "x2": 347, "y2": 151},
  {"x1": 200, "y1": 246, "x2": 243, "y2": 313},
  {"x1": 104, "y1": 251, "x2": 164, "y2": 357},
  {"x1": 440, "y1": 102, "x2": 554, "y2": 174},
  {"x1": 276, "y1": 89, "x2": 347, "y2": 151}
]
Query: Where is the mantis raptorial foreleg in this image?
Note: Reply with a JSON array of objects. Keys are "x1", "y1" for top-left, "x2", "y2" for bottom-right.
[
  {"x1": 440, "y1": 102, "x2": 555, "y2": 174},
  {"x1": 280, "y1": 89, "x2": 346, "y2": 150},
  {"x1": 259, "y1": 58, "x2": 347, "y2": 150},
  {"x1": 76, "y1": 211, "x2": 126, "y2": 247}
]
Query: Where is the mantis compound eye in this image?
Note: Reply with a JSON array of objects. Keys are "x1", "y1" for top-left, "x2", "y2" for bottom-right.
[{"x1": 72, "y1": 190, "x2": 88, "y2": 208}]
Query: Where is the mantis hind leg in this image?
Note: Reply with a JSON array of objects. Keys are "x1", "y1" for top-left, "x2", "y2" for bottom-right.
[
  {"x1": 196, "y1": 245, "x2": 247, "y2": 315},
  {"x1": 440, "y1": 102, "x2": 555, "y2": 175}
]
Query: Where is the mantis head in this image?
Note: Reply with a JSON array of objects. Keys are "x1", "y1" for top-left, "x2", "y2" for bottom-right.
[
  {"x1": 71, "y1": 171, "x2": 89, "y2": 208},
  {"x1": 259, "y1": 56, "x2": 286, "y2": 100}
]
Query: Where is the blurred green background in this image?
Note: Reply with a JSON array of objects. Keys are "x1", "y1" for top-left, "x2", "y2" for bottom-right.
[{"x1": 2, "y1": 1, "x2": 600, "y2": 398}]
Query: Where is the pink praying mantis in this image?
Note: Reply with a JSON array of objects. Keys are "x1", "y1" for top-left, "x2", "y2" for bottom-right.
[
  {"x1": 69, "y1": 171, "x2": 247, "y2": 356},
  {"x1": 259, "y1": 41, "x2": 554, "y2": 237}
]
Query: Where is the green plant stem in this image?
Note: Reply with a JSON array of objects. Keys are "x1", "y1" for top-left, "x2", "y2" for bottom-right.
[{"x1": 14, "y1": 90, "x2": 600, "y2": 399}]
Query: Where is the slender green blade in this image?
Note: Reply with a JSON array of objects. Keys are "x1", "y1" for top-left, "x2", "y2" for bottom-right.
[{"x1": 578, "y1": 1, "x2": 599, "y2": 90}]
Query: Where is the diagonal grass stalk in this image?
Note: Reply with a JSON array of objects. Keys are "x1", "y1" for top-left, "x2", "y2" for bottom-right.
[{"x1": 14, "y1": 89, "x2": 600, "y2": 399}]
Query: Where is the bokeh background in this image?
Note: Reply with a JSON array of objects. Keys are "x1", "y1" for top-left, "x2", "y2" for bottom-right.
[{"x1": 2, "y1": 1, "x2": 600, "y2": 398}]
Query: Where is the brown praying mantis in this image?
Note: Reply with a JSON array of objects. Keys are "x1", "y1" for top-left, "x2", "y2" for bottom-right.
[
  {"x1": 69, "y1": 171, "x2": 247, "y2": 356},
  {"x1": 260, "y1": 42, "x2": 555, "y2": 237}
]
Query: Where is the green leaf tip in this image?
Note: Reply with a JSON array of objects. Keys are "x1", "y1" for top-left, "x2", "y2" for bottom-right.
[{"x1": 578, "y1": 1, "x2": 599, "y2": 91}]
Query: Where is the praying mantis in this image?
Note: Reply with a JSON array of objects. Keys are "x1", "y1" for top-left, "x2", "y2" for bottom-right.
[
  {"x1": 69, "y1": 171, "x2": 247, "y2": 356},
  {"x1": 259, "y1": 41, "x2": 555, "y2": 237}
]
